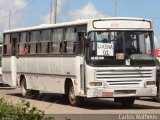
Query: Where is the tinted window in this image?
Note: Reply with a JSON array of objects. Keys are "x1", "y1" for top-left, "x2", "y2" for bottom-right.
[
  {"x1": 64, "y1": 27, "x2": 76, "y2": 54},
  {"x1": 3, "y1": 34, "x2": 11, "y2": 55},
  {"x1": 51, "y1": 28, "x2": 64, "y2": 54},
  {"x1": 39, "y1": 30, "x2": 50, "y2": 54},
  {"x1": 30, "y1": 31, "x2": 40, "y2": 42},
  {"x1": 28, "y1": 31, "x2": 39, "y2": 54},
  {"x1": 41, "y1": 30, "x2": 51, "y2": 41},
  {"x1": 18, "y1": 32, "x2": 27, "y2": 55},
  {"x1": 20, "y1": 32, "x2": 27, "y2": 43}
]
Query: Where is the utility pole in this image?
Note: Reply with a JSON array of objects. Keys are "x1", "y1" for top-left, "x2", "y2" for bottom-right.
[
  {"x1": 50, "y1": 0, "x2": 53, "y2": 24},
  {"x1": 9, "y1": 10, "x2": 11, "y2": 29},
  {"x1": 53, "y1": 0, "x2": 57, "y2": 24},
  {"x1": 114, "y1": 0, "x2": 117, "y2": 17}
]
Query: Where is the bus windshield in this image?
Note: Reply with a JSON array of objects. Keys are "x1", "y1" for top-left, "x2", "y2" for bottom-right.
[{"x1": 87, "y1": 31, "x2": 154, "y2": 66}]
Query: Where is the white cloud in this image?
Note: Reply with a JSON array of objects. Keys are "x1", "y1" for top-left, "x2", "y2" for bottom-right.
[
  {"x1": 40, "y1": 1, "x2": 106, "y2": 24},
  {"x1": 41, "y1": 0, "x2": 70, "y2": 24},
  {"x1": 57, "y1": 0, "x2": 70, "y2": 22},
  {"x1": 40, "y1": 14, "x2": 50, "y2": 24},
  {"x1": 0, "y1": 0, "x2": 27, "y2": 33},
  {"x1": 69, "y1": 2, "x2": 106, "y2": 20}
]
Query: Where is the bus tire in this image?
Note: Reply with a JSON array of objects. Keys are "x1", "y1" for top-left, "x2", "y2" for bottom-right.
[
  {"x1": 20, "y1": 78, "x2": 28, "y2": 97},
  {"x1": 68, "y1": 83, "x2": 83, "y2": 106},
  {"x1": 120, "y1": 97, "x2": 135, "y2": 108},
  {"x1": 20, "y1": 78, "x2": 39, "y2": 98},
  {"x1": 155, "y1": 94, "x2": 160, "y2": 102}
]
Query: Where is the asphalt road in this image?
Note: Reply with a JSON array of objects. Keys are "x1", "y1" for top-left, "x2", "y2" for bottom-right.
[{"x1": 0, "y1": 88, "x2": 160, "y2": 120}]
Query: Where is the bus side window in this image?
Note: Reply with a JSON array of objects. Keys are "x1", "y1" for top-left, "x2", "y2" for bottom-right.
[
  {"x1": 24, "y1": 44, "x2": 28, "y2": 55},
  {"x1": 18, "y1": 32, "x2": 27, "y2": 55},
  {"x1": 3, "y1": 34, "x2": 11, "y2": 55},
  {"x1": 29, "y1": 31, "x2": 40, "y2": 54},
  {"x1": 51, "y1": 28, "x2": 63, "y2": 54},
  {"x1": 73, "y1": 41, "x2": 76, "y2": 53},
  {"x1": 39, "y1": 30, "x2": 50, "y2": 54},
  {"x1": 51, "y1": 30, "x2": 56, "y2": 53},
  {"x1": 59, "y1": 42, "x2": 62, "y2": 53},
  {"x1": 76, "y1": 32, "x2": 85, "y2": 54},
  {"x1": 28, "y1": 44, "x2": 31, "y2": 54},
  {"x1": 59, "y1": 41, "x2": 67, "y2": 53},
  {"x1": 64, "y1": 27, "x2": 76, "y2": 54},
  {"x1": 3, "y1": 45, "x2": 7, "y2": 54}
]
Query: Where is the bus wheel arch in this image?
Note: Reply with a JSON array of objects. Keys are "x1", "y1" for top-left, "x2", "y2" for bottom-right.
[
  {"x1": 20, "y1": 75, "x2": 28, "y2": 97},
  {"x1": 20, "y1": 75, "x2": 25, "y2": 86},
  {"x1": 64, "y1": 78, "x2": 73, "y2": 95},
  {"x1": 20, "y1": 75, "x2": 39, "y2": 98},
  {"x1": 64, "y1": 78, "x2": 83, "y2": 106}
]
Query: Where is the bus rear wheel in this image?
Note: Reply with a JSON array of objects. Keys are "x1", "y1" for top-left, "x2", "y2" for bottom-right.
[
  {"x1": 120, "y1": 97, "x2": 135, "y2": 108},
  {"x1": 20, "y1": 78, "x2": 39, "y2": 98},
  {"x1": 68, "y1": 83, "x2": 83, "y2": 106},
  {"x1": 20, "y1": 78, "x2": 28, "y2": 97}
]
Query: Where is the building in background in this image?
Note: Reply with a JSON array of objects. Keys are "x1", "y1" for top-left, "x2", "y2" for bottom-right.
[
  {"x1": 148, "y1": 48, "x2": 160, "y2": 67},
  {"x1": 154, "y1": 49, "x2": 160, "y2": 59}
]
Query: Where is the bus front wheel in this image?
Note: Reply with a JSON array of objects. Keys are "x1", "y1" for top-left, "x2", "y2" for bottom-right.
[
  {"x1": 155, "y1": 93, "x2": 160, "y2": 102},
  {"x1": 68, "y1": 83, "x2": 83, "y2": 106}
]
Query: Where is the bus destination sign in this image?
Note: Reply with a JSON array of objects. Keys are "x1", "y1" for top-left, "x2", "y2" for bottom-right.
[{"x1": 97, "y1": 43, "x2": 114, "y2": 56}]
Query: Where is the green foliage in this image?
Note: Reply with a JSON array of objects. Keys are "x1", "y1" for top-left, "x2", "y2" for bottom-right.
[{"x1": 0, "y1": 98, "x2": 54, "y2": 120}]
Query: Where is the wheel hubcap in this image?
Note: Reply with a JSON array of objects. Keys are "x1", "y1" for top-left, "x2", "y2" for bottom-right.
[
  {"x1": 21, "y1": 81, "x2": 26, "y2": 96},
  {"x1": 70, "y1": 87, "x2": 76, "y2": 101}
]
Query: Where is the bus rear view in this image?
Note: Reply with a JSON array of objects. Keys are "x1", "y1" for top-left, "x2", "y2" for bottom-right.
[{"x1": 85, "y1": 18, "x2": 157, "y2": 107}]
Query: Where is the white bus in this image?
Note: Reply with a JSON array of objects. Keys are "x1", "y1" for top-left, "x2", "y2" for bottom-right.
[{"x1": 2, "y1": 17, "x2": 157, "y2": 107}]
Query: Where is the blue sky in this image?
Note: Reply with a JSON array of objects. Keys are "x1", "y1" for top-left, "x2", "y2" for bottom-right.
[{"x1": 0, "y1": 0, "x2": 160, "y2": 47}]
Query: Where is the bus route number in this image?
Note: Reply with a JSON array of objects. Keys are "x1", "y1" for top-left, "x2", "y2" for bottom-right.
[
  {"x1": 97, "y1": 43, "x2": 114, "y2": 56},
  {"x1": 103, "y1": 50, "x2": 109, "y2": 55}
]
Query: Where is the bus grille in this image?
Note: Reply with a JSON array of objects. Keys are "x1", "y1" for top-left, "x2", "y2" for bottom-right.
[{"x1": 96, "y1": 69, "x2": 152, "y2": 86}]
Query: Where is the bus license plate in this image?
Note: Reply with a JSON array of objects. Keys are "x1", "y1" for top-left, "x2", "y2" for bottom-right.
[{"x1": 102, "y1": 92, "x2": 113, "y2": 97}]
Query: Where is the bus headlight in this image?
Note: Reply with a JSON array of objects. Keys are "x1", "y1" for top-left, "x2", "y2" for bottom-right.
[
  {"x1": 90, "y1": 82, "x2": 102, "y2": 86},
  {"x1": 146, "y1": 81, "x2": 156, "y2": 85}
]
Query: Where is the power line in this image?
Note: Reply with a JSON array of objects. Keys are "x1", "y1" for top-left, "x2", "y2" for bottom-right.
[{"x1": 0, "y1": 0, "x2": 38, "y2": 19}]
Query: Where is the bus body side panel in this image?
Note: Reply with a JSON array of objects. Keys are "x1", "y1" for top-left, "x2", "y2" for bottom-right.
[
  {"x1": 17, "y1": 56, "x2": 77, "y2": 94},
  {"x1": 2, "y1": 57, "x2": 12, "y2": 85},
  {"x1": 2, "y1": 56, "x2": 17, "y2": 87}
]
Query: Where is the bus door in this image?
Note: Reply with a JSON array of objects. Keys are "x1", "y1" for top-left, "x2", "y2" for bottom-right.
[
  {"x1": 10, "y1": 33, "x2": 18, "y2": 86},
  {"x1": 77, "y1": 32, "x2": 86, "y2": 93}
]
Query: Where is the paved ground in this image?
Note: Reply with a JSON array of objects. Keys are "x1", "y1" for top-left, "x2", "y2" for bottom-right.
[{"x1": 0, "y1": 88, "x2": 160, "y2": 120}]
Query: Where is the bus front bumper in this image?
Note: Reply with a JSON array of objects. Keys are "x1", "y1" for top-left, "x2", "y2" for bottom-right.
[{"x1": 86, "y1": 87, "x2": 157, "y2": 98}]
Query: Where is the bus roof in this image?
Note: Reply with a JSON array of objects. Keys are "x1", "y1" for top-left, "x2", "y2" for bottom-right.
[
  {"x1": 4, "y1": 19, "x2": 89, "y2": 33},
  {"x1": 3, "y1": 17, "x2": 152, "y2": 33}
]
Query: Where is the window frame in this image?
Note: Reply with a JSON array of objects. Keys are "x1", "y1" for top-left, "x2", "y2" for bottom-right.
[
  {"x1": 38, "y1": 29, "x2": 51, "y2": 54},
  {"x1": 3, "y1": 33, "x2": 11, "y2": 56},
  {"x1": 28, "y1": 31, "x2": 40, "y2": 55},
  {"x1": 17, "y1": 32, "x2": 27, "y2": 55}
]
